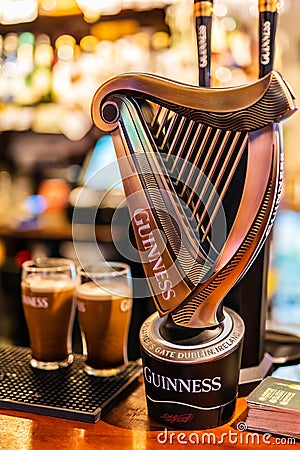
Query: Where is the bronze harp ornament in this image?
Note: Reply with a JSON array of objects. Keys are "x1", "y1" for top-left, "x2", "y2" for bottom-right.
[{"x1": 91, "y1": 71, "x2": 296, "y2": 330}]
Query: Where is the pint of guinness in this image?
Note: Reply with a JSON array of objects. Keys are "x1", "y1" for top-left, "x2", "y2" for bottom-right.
[
  {"x1": 76, "y1": 262, "x2": 133, "y2": 377},
  {"x1": 21, "y1": 258, "x2": 76, "y2": 370}
]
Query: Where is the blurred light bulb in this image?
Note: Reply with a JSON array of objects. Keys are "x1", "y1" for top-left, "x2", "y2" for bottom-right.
[
  {"x1": 221, "y1": 17, "x2": 236, "y2": 32},
  {"x1": 0, "y1": 0, "x2": 38, "y2": 24},
  {"x1": 57, "y1": 45, "x2": 74, "y2": 61},
  {"x1": 214, "y1": 3, "x2": 227, "y2": 17},
  {"x1": 215, "y1": 66, "x2": 232, "y2": 83},
  {"x1": 41, "y1": 0, "x2": 56, "y2": 11}
]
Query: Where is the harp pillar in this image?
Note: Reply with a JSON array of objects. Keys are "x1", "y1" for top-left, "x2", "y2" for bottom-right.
[{"x1": 224, "y1": 241, "x2": 273, "y2": 395}]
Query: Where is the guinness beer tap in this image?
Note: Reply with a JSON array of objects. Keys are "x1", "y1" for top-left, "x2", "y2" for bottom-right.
[
  {"x1": 91, "y1": 1, "x2": 296, "y2": 429},
  {"x1": 259, "y1": 0, "x2": 278, "y2": 78},
  {"x1": 194, "y1": 0, "x2": 213, "y2": 87}
]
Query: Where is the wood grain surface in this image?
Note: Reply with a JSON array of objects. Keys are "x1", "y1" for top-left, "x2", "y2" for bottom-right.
[{"x1": 0, "y1": 378, "x2": 298, "y2": 449}]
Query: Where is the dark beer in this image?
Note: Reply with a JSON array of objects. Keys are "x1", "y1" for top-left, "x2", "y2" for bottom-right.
[
  {"x1": 76, "y1": 281, "x2": 132, "y2": 375},
  {"x1": 22, "y1": 275, "x2": 75, "y2": 367}
]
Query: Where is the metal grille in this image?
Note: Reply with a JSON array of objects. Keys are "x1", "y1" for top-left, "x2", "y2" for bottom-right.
[{"x1": 0, "y1": 345, "x2": 142, "y2": 423}]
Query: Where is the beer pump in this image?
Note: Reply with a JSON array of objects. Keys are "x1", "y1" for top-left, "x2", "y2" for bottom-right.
[{"x1": 91, "y1": 1, "x2": 296, "y2": 429}]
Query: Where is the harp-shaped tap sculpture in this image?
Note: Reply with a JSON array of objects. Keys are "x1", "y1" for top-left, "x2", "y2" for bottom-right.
[
  {"x1": 91, "y1": 0, "x2": 296, "y2": 430},
  {"x1": 92, "y1": 71, "x2": 295, "y2": 328}
]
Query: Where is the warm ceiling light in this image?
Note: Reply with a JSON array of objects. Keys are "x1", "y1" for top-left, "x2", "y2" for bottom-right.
[
  {"x1": 40, "y1": 0, "x2": 56, "y2": 11},
  {"x1": 38, "y1": 0, "x2": 81, "y2": 16},
  {"x1": 80, "y1": 35, "x2": 98, "y2": 52},
  {"x1": 76, "y1": 0, "x2": 122, "y2": 22},
  {"x1": 0, "y1": 0, "x2": 38, "y2": 24}
]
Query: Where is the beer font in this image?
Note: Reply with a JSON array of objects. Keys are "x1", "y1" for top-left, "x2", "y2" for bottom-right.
[{"x1": 90, "y1": 1, "x2": 297, "y2": 429}]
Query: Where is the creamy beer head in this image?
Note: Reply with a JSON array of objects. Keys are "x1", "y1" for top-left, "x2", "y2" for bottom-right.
[
  {"x1": 23, "y1": 274, "x2": 75, "y2": 291},
  {"x1": 22, "y1": 275, "x2": 75, "y2": 310},
  {"x1": 76, "y1": 281, "x2": 132, "y2": 302}
]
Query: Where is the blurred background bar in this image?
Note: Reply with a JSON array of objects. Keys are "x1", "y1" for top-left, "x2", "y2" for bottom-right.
[{"x1": 0, "y1": 0, "x2": 299, "y2": 365}]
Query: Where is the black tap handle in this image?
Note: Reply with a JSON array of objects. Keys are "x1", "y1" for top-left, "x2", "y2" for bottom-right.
[
  {"x1": 259, "y1": 0, "x2": 278, "y2": 77},
  {"x1": 194, "y1": 0, "x2": 214, "y2": 87}
]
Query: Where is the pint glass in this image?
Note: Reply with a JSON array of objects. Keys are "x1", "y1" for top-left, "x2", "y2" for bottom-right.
[
  {"x1": 76, "y1": 262, "x2": 133, "y2": 376},
  {"x1": 21, "y1": 258, "x2": 76, "y2": 370}
]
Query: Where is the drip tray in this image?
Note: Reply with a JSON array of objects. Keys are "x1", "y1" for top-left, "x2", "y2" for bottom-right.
[{"x1": 0, "y1": 345, "x2": 142, "y2": 423}]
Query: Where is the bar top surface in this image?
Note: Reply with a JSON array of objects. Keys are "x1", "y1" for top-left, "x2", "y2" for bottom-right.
[{"x1": 0, "y1": 379, "x2": 297, "y2": 450}]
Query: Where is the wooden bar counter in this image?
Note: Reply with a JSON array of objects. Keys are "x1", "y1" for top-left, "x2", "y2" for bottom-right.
[{"x1": 0, "y1": 378, "x2": 298, "y2": 450}]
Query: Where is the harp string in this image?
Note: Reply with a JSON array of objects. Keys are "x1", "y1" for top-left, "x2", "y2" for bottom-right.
[
  {"x1": 150, "y1": 104, "x2": 162, "y2": 128},
  {"x1": 187, "y1": 130, "x2": 228, "y2": 214},
  {"x1": 185, "y1": 128, "x2": 222, "y2": 209},
  {"x1": 179, "y1": 126, "x2": 212, "y2": 198},
  {"x1": 154, "y1": 107, "x2": 170, "y2": 139},
  {"x1": 191, "y1": 130, "x2": 232, "y2": 213},
  {"x1": 170, "y1": 120, "x2": 195, "y2": 173},
  {"x1": 148, "y1": 107, "x2": 221, "y2": 260},
  {"x1": 175, "y1": 123, "x2": 204, "y2": 182},
  {"x1": 146, "y1": 103, "x2": 248, "y2": 259},
  {"x1": 161, "y1": 113, "x2": 178, "y2": 150},
  {"x1": 166, "y1": 116, "x2": 187, "y2": 159},
  {"x1": 201, "y1": 133, "x2": 248, "y2": 241},
  {"x1": 196, "y1": 132, "x2": 242, "y2": 227}
]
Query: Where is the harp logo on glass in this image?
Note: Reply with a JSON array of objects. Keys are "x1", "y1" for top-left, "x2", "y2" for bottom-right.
[
  {"x1": 198, "y1": 25, "x2": 208, "y2": 68},
  {"x1": 133, "y1": 208, "x2": 176, "y2": 301},
  {"x1": 260, "y1": 21, "x2": 271, "y2": 65}
]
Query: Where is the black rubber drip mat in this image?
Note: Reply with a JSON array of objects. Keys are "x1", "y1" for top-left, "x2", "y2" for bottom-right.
[{"x1": 0, "y1": 345, "x2": 142, "y2": 423}]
